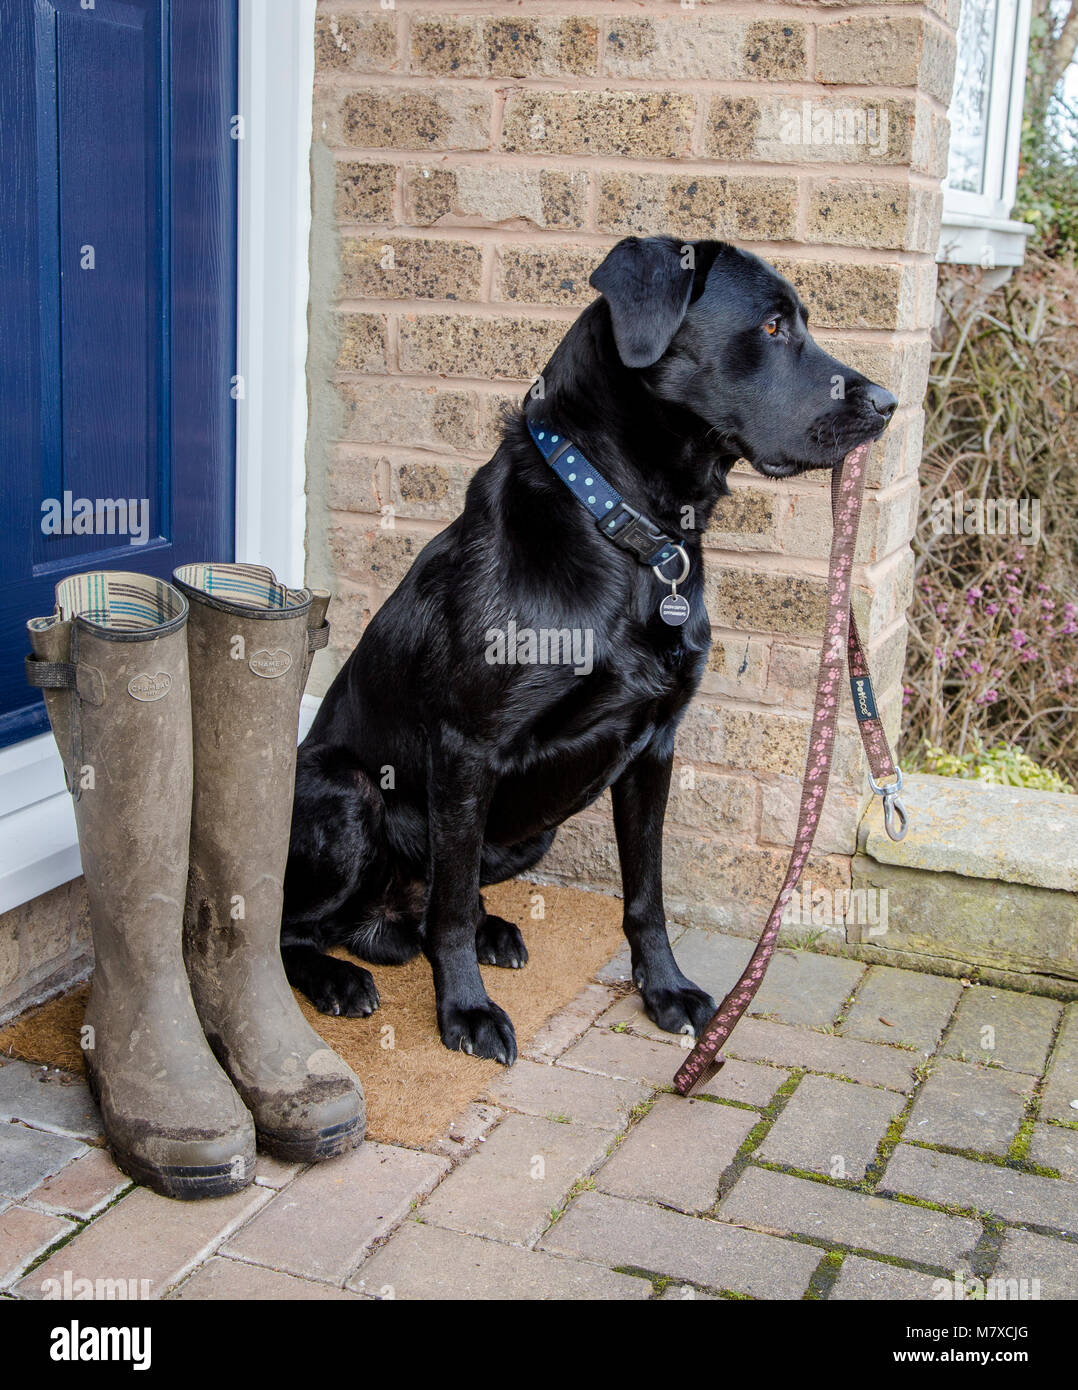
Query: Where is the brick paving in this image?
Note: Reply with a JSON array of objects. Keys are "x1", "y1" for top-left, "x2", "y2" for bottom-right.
[{"x1": 2, "y1": 927, "x2": 1078, "y2": 1300}]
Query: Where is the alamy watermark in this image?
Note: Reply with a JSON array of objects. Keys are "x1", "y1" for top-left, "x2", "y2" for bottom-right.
[
  {"x1": 782, "y1": 882, "x2": 888, "y2": 936},
  {"x1": 485, "y1": 620, "x2": 594, "y2": 676},
  {"x1": 779, "y1": 100, "x2": 889, "y2": 156},
  {"x1": 929, "y1": 490, "x2": 1041, "y2": 545},
  {"x1": 40, "y1": 493, "x2": 150, "y2": 546}
]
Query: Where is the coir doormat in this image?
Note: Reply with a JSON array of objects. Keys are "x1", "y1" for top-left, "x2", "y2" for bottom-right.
[{"x1": 0, "y1": 880, "x2": 624, "y2": 1148}]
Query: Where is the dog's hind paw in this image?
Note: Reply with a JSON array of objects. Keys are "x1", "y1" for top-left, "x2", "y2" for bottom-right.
[
  {"x1": 439, "y1": 998, "x2": 518, "y2": 1065},
  {"x1": 639, "y1": 982, "x2": 717, "y2": 1039},
  {"x1": 476, "y1": 914, "x2": 528, "y2": 969}
]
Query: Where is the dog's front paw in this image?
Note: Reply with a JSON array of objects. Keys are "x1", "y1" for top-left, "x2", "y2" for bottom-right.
[
  {"x1": 476, "y1": 914, "x2": 528, "y2": 969},
  {"x1": 304, "y1": 956, "x2": 381, "y2": 1018},
  {"x1": 639, "y1": 979, "x2": 717, "y2": 1038},
  {"x1": 439, "y1": 998, "x2": 518, "y2": 1065}
]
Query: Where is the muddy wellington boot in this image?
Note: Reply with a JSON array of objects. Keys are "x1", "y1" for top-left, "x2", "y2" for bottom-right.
[
  {"x1": 25, "y1": 572, "x2": 256, "y2": 1199},
  {"x1": 172, "y1": 562, "x2": 365, "y2": 1161}
]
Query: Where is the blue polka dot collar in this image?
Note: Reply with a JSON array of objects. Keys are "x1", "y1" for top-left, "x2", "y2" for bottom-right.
[{"x1": 526, "y1": 416, "x2": 682, "y2": 572}]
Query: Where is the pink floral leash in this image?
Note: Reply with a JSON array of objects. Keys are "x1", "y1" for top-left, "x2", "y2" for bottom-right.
[{"x1": 673, "y1": 441, "x2": 908, "y2": 1096}]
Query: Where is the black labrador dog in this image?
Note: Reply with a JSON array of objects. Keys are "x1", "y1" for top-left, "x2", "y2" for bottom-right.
[{"x1": 282, "y1": 237, "x2": 896, "y2": 1064}]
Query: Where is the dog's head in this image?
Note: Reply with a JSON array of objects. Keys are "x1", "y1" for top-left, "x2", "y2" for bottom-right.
[{"x1": 589, "y1": 236, "x2": 897, "y2": 477}]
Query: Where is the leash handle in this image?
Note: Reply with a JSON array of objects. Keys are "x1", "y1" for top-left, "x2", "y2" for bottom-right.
[{"x1": 673, "y1": 441, "x2": 904, "y2": 1096}]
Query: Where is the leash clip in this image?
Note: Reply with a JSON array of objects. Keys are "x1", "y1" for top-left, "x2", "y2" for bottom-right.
[{"x1": 869, "y1": 767, "x2": 908, "y2": 842}]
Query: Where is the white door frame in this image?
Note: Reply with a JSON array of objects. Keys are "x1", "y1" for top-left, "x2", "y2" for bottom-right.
[{"x1": 0, "y1": 0, "x2": 317, "y2": 914}]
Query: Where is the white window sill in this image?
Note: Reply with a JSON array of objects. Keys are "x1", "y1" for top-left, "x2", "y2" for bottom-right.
[
  {"x1": 937, "y1": 213, "x2": 1034, "y2": 268},
  {"x1": 0, "y1": 695, "x2": 322, "y2": 915}
]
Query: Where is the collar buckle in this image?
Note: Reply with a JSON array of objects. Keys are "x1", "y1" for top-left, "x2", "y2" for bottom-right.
[{"x1": 599, "y1": 502, "x2": 675, "y2": 567}]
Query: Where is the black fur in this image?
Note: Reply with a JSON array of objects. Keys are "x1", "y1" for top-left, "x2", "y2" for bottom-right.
[{"x1": 282, "y1": 238, "x2": 896, "y2": 1063}]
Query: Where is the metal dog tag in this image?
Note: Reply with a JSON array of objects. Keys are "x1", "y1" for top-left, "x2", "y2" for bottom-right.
[{"x1": 659, "y1": 591, "x2": 690, "y2": 626}]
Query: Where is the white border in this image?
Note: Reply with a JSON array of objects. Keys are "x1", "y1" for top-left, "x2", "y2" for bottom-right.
[{"x1": 0, "y1": 1, "x2": 317, "y2": 915}]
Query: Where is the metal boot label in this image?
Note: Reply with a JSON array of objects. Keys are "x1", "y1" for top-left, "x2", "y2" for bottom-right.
[
  {"x1": 127, "y1": 672, "x2": 172, "y2": 702},
  {"x1": 249, "y1": 648, "x2": 293, "y2": 679}
]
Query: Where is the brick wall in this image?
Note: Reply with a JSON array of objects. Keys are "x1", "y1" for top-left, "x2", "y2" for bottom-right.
[{"x1": 305, "y1": 0, "x2": 957, "y2": 936}]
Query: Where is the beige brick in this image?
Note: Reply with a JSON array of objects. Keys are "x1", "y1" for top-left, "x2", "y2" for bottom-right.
[
  {"x1": 807, "y1": 179, "x2": 914, "y2": 252},
  {"x1": 494, "y1": 245, "x2": 599, "y2": 308},
  {"x1": 706, "y1": 564, "x2": 828, "y2": 636},
  {"x1": 770, "y1": 258, "x2": 903, "y2": 332},
  {"x1": 16, "y1": 1184, "x2": 271, "y2": 1299},
  {"x1": 597, "y1": 172, "x2": 797, "y2": 242},
  {"x1": 663, "y1": 836, "x2": 851, "y2": 920},
  {"x1": 698, "y1": 632, "x2": 771, "y2": 701},
  {"x1": 25, "y1": 1147, "x2": 130, "y2": 1221},
  {"x1": 335, "y1": 88, "x2": 492, "y2": 153},
  {"x1": 704, "y1": 482, "x2": 780, "y2": 552},
  {"x1": 761, "y1": 779, "x2": 863, "y2": 856},
  {"x1": 339, "y1": 235, "x2": 483, "y2": 303},
  {"x1": 334, "y1": 160, "x2": 395, "y2": 223},
  {"x1": 1, "y1": 1206, "x2": 74, "y2": 1288},
  {"x1": 419, "y1": 1112, "x2": 615, "y2": 1246},
  {"x1": 325, "y1": 580, "x2": 376, "y2": 664},
  {"x1": 485, "y1": 16, "x2": 599, "y2": 78},
  {"x1": 409, "y1": 16, "x2": 599, "y2": 80},
  {"x1": 666, "y1": 768, "x2": 756, "y2": 837},
  {"x1": 403, "y1": 165, "x2": 588, "y2": 231},
  {"x1": 536, "y1": 813, "x2": 621, "y2": 893},
  {"x1": 315, "y1": 12, "x2": 396, "y2": 73},
  {"x1": 327, "y1": 450, "x2": 384, "y2": 515},
  {"x1": 399, "y1": 313, "x2": 565, "y2": 381},
  {"x1": 338, "y1": 380, "x2": 478, "y2": 451},
  {"x1": 604, "y1": 15, "x2": 806, "y2": 82},
  {"x1": 329, "y1": 521, "x2": 428, "y2": 592},
  {"x1": 173, "y1": 1256, "x2": 363, "y2": 1300},
  {"x1": 478, "y1": 389, "x2": 524, "y2": 452},
  {"x1": 705, "y1": 94, "x2": 918, "y2": 168},
  {"x1": 221, "y1": 1142, "x2": 449, "y2": 1284},
  {"x1": 502, "y1": 90, "x2": 695, "y2": 159},
  {"x1": 816, "y1": 16, "x2": 956, "y2": 105},
  {"x1": 335, "y1": 311, "x2": 387, "y2": 373}
]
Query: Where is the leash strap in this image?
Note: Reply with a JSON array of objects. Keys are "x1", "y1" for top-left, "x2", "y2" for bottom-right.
[
  {"x1": 527, "y1": 417, "x2": 683, "y2": 570},
  {"x1": 673, "y1": 441, "x2": 907, "y2": 1096}
]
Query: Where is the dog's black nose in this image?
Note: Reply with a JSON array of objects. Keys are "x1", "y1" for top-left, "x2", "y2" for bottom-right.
[{"x1": 864, "y1": 384, "x2": 897, "y2": 421}]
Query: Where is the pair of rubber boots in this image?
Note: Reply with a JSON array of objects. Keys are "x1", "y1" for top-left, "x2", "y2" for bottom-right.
[{"x1": 26, "y1": 563, "x2": 365, "y2": 1199}]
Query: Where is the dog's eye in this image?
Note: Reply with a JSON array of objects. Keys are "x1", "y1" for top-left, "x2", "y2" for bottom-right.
[{"x1": 763, "y1": 316, "x2": 781, "y2": 336}]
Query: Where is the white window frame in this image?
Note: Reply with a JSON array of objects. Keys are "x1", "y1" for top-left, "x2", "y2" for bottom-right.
[
  {"x1": 0, "y1": 0, "x2": 318, "y2": 915},
  {"x1": 939, "y1": 0, "x2": 1034, "y2": 267}
]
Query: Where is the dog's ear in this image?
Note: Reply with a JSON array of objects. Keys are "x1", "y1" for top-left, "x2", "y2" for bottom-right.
[{"x1": 589, "y1": 237, "x2": 696, "y2": 369}]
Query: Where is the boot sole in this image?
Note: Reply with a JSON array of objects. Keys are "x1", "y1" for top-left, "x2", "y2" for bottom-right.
[
  {"x1": 256, "y1": 1114, "x2": 365, "y2": 1164},
  {"x1": 84, "y1": 1065, "x2": 254, "y2": 1201}
]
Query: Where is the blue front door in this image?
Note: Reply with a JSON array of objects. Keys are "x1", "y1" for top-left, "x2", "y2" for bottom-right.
[{"x1": 0, "y1": 0, "x2": 237, "y2": 749}]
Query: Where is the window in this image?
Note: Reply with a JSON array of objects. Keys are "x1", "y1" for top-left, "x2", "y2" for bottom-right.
[{"x1": 939, "y1": 0, "x2": 1034, "y2": 267}]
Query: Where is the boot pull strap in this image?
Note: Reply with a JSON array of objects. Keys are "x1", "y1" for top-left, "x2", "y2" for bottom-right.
[
  {"x1": 25, "y1": 655, "x2": 105, "y2": 705},
  {"x1": 306, "y1": 591, "x2": 331, "y2": 655}
]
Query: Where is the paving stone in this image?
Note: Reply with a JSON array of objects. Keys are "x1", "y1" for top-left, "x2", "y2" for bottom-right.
[
  {"x1": 659, "y1": 1284, "x2": 722, "y2": 1301},
  {"x1": 942, "y1": 987, "x2": 1061, "y2": 1075},
  {"x1": 1041, "y1": 1004, "x2": 1078, "y2": 1122},
  {"x1": 540, "y1": 1189, "x2": 819, "y2": 1299},
  {"x1": 882, "y1": 1143, "x2": 1078, "y2": 1233},
  {"x1": 560, "y1": 1024, "x2": 789, "y2": 1104},
  {"x1": 0, "y1": 1206, "x2": 74, "y2": 1288},
  {"x1": 725, "y1": 1017, "x2": 919, "y2": 1092},
  {"x1": 24, "y1": 1147, "x2": 130, "y2": 1219},
  {"x1": 349, "y1": 1219, "x2": 652, "y2": 1300},
  {"x1": 484, "y1": 1058, "x2": 649, "y2": 1132},
  {"x1": 221, "y1": 1142, "x2": 448, "y2": 1284},
  {"x1": 595, "y1": 1095, "x2": 756, "y2": 1213},
  {"x1": 0, "y1": 1125, "x2": 87, "y2": 1201},
  {"x1": 830, "y1": 1254, "x2": 942, "y2": 1300},
  {"x1": 419, "y1": 1113, "x2": 614, "y2": 1247},
  {"x1": 840, "y1": 966, "x2": 963, "y2": 1051},
  {"x1": 432, "y1": 1101, "x2": 503, "y2": 1159},
  {"x1": 0, "y1": 1060, "x2": 103, "y2": 1141},
  {"x1": 171, "y1": 1256, "x2": 364, "y2": 1301},
  {"x1": 757, "y1": 1074, "x2": 903, "y2": 1180},
  {"x1": 522, "y1": 983, "x2": 617, "y2": 1061},
  {"x1": 15, "y1": 1183, "x2": 270, "y2": 1299},
  {"x1": 906, "y1": 1059, "x2": 1034, "y2": 1156},
  {"x1": 1028, "y1": 1124, "x2": 1078, "y2": 1182},
  {"x1": 994, "y1": 1228, "x2": 1078, "y2": 1301},
  {"x1": 252, "y1": 1155, "x2": 302, "y2": 1190},
  {"x1": 671, "y1": 929, "x2": 864, "y2": 1028},
  {"x1": 718, "y1": 1166, "x2": 981, "y2": 1268}
]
